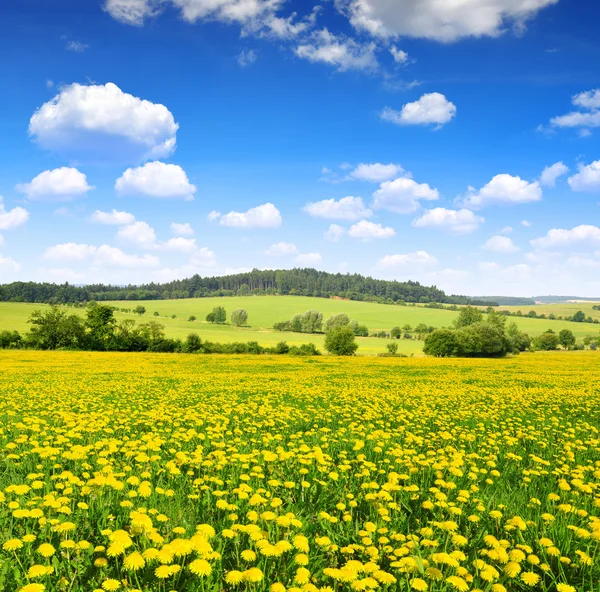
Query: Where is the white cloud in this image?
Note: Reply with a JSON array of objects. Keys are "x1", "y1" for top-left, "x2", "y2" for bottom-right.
[
  {"x1": 238, "y1": 49, "x2": 258, "y2": 67},
  {"x1": 348, "y1": 163, "x2": 404, "y2": 183},
  {"x1": 29, "y1": 83, "x2": 178, "y2": 162},
  {"x1": 207, "y1": 210, "x2": 221, "y2": 222},
  {"x1": 337, "y1": 0, "x2": 559, "y2": 42},
  {"x1": 521, "y1": 220, "x2": 532, "y2": 227},
  {"x1": 567, "y1": 160, "x2": 600, "y2": 192},
  {"x1": 115, "y1": 161, "x2": 196, "y2": 200},
  {"x1": 0, "y1": 198, "x2": 29, "y2": 230},
  {"x1": 296, "y1": 252, "x2": 322, "y2": 265},
  {"x1": 304, "y1": 196, "x2": 372, "y2": 220},
  {"x1": 16, "y1": 167, "x2": 93, "y2": 202},
  {"x1": 389, "y1": 46, "x2": 409, "y2": 64},
  {"x1": 171, "y1": 222, "x2": 194, "y2": 236},
  {"x1": 531, "y1": 225, "x2": 600, "y2": 249},
  {"x1": 66, "y1": 40, "x2": 89, "y2": 52},
  {"x1": 160, "y1": 237, "x2": 198, "y2": 253},
  {"x1": 265, "y1": 242, "x2": 298, "y2": 255},
  {"x1": 0, "y1": 254, "x2": 20, "y2": 273},
  {"x1": 572, "y1": 89, "x2": 600, "y2": 110},
  {"x1": 348, "y1": 220, "x2": 395, "y2": 240},
  {"x1": 372, "y1": 177, "x2": 439, "y2": 214},
  {"x1": 219, "y1": 203, "x2": 282, "y2": 228},
  {"x1": 41, "y1": 268, "x2": 86, "y2": 282},
  {"x1": 91, "y1": 209, "x2": 136, "y2": 225},
  {"x1": 500, "y1": 226, "x2": 513, "y2": 234},
  {"x1": 43, "y1": 243, "x2": 98, "y2": 261},
  {"x1": 459, "y1": 174, "x2": 542, "y2": 209},
  {"x1": 483, "y1": 235, "x2": 520, "y2": 253},
  {"x1": 381, "y1": 93, "x2": 456, "y2": 127},
  {"x1": 479, "y1": 261, "x2": 500, "y2": 272},
  {"x1": 103, "y1": 0, "x2": 162, "y2": 26},
  {"x1": 324, "y1": 224, "x2": 345, "y2": 242},
  {"x1": 540, "y1": 161, "x2": 569, "y2": 187},
  {"x1": 378, "y1": 251, "x2": 438, "y2": 268},
  {"x1": 44, "y1": 241, "x2": 160, "y2": 267},
  {"x1": 117, "y1": 221, "x2": 158, "y2": 249},
  {"x1": 190, "y1": 247, "x2": 217, "y2": 267},
  {"x1": 412, "y1": 207, "x2": 484, "y2": 235},
  {"x1": 295, "y1": 29, "x2": 378, "y2": 72}
]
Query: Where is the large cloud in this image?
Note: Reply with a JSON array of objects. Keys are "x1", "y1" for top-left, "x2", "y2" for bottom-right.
[
  {"x1": 378, "y1": 251, "x2": 438, "y2": 268},
  {"x1": 483, "y1": 235, "x2": 520, "y2": 253},
  {"x1": 0, "y1": 198, "x2": 29, "y2": 230},
  {"x1": 336, "y1": 0, "x2": 559, "y2": 42},
  {"x1": 16, "y1": 167, "x2": 93, "y2": 202},
  {"x1": 29, "y1": 83, "x2": 178, "y2": 163},
  {"x1": 372, "y1": 177, "x2": 439, "y2": 214},
  {"x1": 43, "y1": 242, "x2": 160, "y2": 267},
  {"x1": 459, "y1": 174, "x2": 542, "y2": 209},
  {"x1": 91, "y1": 209, "x2": 136, "y2": 225},
  {"x1": 303, "y1": 196, "x2": 372, "y2": 220},
  {"x1": 348, "y1": 220, "x2": 395, "y2": 240},
  {"x1": 115, "y1": 161, "x2": 197, "y2": 200},
  {"x1": 117, "y1": 221, "x2": 158, "y2": 249},
  {"x1": 412, "y1": 207, "x2": 484, "y2": 235},
  {"x1": 568, "y1": 160, "x2": 600, "y2": 192},
  {"x1": 531, "y1": 225, "x2": 600, "y2": 249},
  {"x1": 218, "y1": 203, "x2": 282, "y2": 228},
  {"x1": 550, "y1": 88, "x2": 600, "y2": 132},
  {"x1": 381, "y1": 93, "x2": 456, "y2": 127}
]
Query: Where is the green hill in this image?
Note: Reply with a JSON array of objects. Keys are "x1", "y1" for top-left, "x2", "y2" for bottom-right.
[{"x1": 2, "y1": 296, "x2": 598, "y2": 356}]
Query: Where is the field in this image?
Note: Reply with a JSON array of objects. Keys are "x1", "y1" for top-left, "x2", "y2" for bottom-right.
[
  {"x1": 501, "y1": 302, "x2": 600, "y2": 321},
  {"x1": 1, "y1": 350, "x2": 600, "y2": 592},
  {"x1": 2, "y1": 297, "x2": 599, "y2": 356}
]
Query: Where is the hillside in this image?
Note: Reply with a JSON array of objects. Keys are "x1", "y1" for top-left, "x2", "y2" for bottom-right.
[{"x1": 2, "y1": 296, "x2": 598, "y2": 356}]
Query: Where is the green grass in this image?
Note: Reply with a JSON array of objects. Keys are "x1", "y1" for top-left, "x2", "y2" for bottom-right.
[
  {"x1": 501, "y1": 301, "x2": 600, "y2": 320},
  {"x1": 1, "y1": 295, "x2": 599, "y2": 355}
]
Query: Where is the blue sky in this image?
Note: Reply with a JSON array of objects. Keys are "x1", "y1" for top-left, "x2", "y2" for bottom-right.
[{"x1": 1, "y1": 0, "x2": 599, "y2": 296}]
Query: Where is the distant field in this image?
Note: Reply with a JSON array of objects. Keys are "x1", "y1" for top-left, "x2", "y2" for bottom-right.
[
  {"x1": 502, "y1": 301, "x2": 600, "y2": 320},
  {"x1": 1, "y1": 296, "x2": 599, "y2": 355}
]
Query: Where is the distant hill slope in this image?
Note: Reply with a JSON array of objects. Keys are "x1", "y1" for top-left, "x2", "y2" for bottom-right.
[
  {"x1": 534, "y1": 296, "x2": 600, "y2": 304},
  {"x1": 1, "y1": 268, "x2": 503, "y2": 306}
]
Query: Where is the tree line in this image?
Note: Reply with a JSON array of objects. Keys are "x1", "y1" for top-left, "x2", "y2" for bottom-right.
[{"x1": 0, "y1": 269, "x2": 513, "y2": 306}]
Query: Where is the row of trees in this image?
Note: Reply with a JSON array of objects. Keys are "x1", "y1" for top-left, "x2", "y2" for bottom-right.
[
  {"x1": 273, "y1": 311, "x2": 369, "y2": 337},
  {"x1": 0, "y1": 305, "x2": 320, "y2": 356},
  {"x1": 0, "y1": 269, "x2": 505, "y2": 306},
  {"x1": 505, "y1": 308, "x2": 599, "y2": 324},
  {"x1": 204, "y1": 307, "x2": 248, "y2": 326}
]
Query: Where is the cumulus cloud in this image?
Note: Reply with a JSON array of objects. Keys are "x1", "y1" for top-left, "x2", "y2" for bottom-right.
[
  {"x1": 540, "y1": 161, "x2": 569, "y2": 187},
  {"x1": 207, "y1": 210, "x2": 221, "y2": 222},
  {"x1": 161, "y1": 237, "x2": 198, "y2": 254},
  {"x1": 412, "y1": 207, "x2": 484, "y2": 235},
  {"x1": 115, "y1": 161, "x2": 196, "y2": 200},
  {"x1": 265, "y1": 242, "x2": 298, "y2": 255},
  {"x1": 103, "y1": 0, "x2": 162, "y2": 26},
  {"x1": 568, "y1": 160, "x2": 600, "y2": 192},
  {"x1": 378, "y1": 251, "x2": 438, "y2": 268},
  {"x1": 381, "y1": 93, "x2": 456, "y2": 127},
  {"x1": 348, "y1": 220, "x2": 395, "y2": 240},
  {"x1": 117, "y1": 221, "x2": 158, "y2": 249},
  {"x1": 219, "y1": 203, "x2": 282, "y2": 228},
  {"x1": 458, "y1": 174, "x2": 542, "y2": 209},
  {"x1": 483, "y1": 235, "x2": 520, "y2": 253},
  {"x1": 530, "y1": 225, "x2": 600, "y2": 249},
  {"x1": 389, "y1": 46, "x2": 409, "y2": 64},
  {"x1": 0, "y1": 254, "x2": 20, "y2": 273},
  {"x1": 324, "y1": 224, "x2": 345, "y2": 242},
  {"x1": 303, "y1": 196, "x2": 372, "y2": 220},
  {"x1": 91, "y1": 209, "x2": 136, "y2": 225},
  {"x1": 550, "y1": 88, "x2": 600, "y2": 132},
  {"x1": 0, "y1": 198, "x2": 29, "y2": 230},
  {"x1": 336, "y1": 0, "x2": 559, "y2": 42},
  {"x1": 171, "y1": 222, "x2": 194, "y2": 236},
  {"x1": 16, "y1": 167, "x2": 93, "y2": 202},
  {"x1": 295, "y1": 29, "x2": 378, "y2": 72},
  {"x1": 348, "y1": 163, "x2": 404, "y2": 183},
  {"x1": 372, "y1": 177, "x2": 439, "y2": 214},
  {"x1": 296, "y1": 252, "x2": 322, "y2": 265},
  {"x1": 44, "y1": 242, "x2": 160, "y2": 267},
  {"x1": 29, "y1": 83, "x2": 178, "y2": 163}
]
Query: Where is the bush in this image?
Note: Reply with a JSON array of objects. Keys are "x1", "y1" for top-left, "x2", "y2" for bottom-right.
[
  {"x1": 188, "y1": 315, "x2": 196, "y2": 322},
  {"x1": 559, "y1": 329, "x2": 576, "y2": 349},
  {"x1": 386, "y1": 342, "x2": 398, "y2": 354},
  {"x1": 231, "y1": 309, "x2": 249, "y2": 327},
  {"x1": 390, "y1": 326, "x2": 401, "y2": 339},
  {"x1": 185, "y1": 333, "x2": 202, "y2": 353},
  {"x1": 533, "y1": 332, "x2": 560, "y2": 351},
  {"x1": 0, "y1": 330, "x2": 22, "y2": 349},
  {"x1": 324, "y1": 313, "x2": 350, "y2": 333},
  {"x1": 289, "y1": 343, "x2": 321, "y2": 356},
  {"x1": 274, "y1": 341, "x2": 290, "y2": 354},
  {"x1": 456, "y1": 322, "x2": 511, "y2": 358},
  {"x1": 423, "y1": 329, "x2": 460, "y2": 357},
  {"x1": 206, "y1": 306, "x2": 227, "y2": 324},
  {"x1": 324, "y1": 326, "x2": 358, "y2": 356}
]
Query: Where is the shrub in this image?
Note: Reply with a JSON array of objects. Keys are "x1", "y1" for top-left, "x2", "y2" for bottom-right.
[
  {"x1": 324, "y1": 313, "x2": 350, "y2": 333},
  {"x1": 387, "y1": 343, "x2": 398, "y2": 354},
  {"x1": 185, "y1": 333, "x2": 202, "y2": 353},
  {"x1": 423, "y1": 329, "x2": 460, "y2": 357},
  {"x1": 188, "y1": 315, "x2": 196, "y2": 322},
  {"x1": 206, "y1": 306, "x2": 227, "y2": 324},
  {"x1": 231, "y1": 309, "x2": 249, "y2": 327},
  {"x1": 533, "y1": 332, "x2": 560, "y2": 351},
  {"x1": 390, "y1": 326, "x2": 401, "y2": 339},
  {"x1": 325, "y1": 326, "x2": 358, "y2": 356}
]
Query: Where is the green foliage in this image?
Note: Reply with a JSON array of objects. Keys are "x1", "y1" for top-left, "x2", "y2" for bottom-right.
[
  {"x1": 533, "y1": 331, "x2": 560, "y2": 351},
  {"x1": 572, "y1": 310, "x2": 586, "y2": 322},
  {"x1": 133, "y1": 305, "x2": 146, "y2": 316},
  {"x1": 324, "y1": 326, "x2": 358, "y2": 356},
  {"x1": 185, "y1": 333, "x2": 202, "y2": 353},
  {"x1": 423, "y1": 329, "x2": 460, "y2": 357},
  {"x1": 454, "y1": 305, "x2": 484, "y2": 328},
  {"x1": 274, "y1": 310, "x2": 323, "y2": 334},
  {"x1": 386, "y1": 342, "x2": 398, "y2": 354},
  {"x1": 231, "y1": 309, "x2": 249, "y2": 327},
  {"x1": 207, "y1": 306, "x2": 227, "y2": 324},
  {"x1": 559, "y1": 329, "x2": 576, "y2": 349},
  {"x1": 26, "y1": 305, "x2": 86, "y2": 350},
  {"x1": 0, "y1": 330, "x2": 22, "y2": 349},
  {"x1": 324, "y1": 313, "x2": 350, "y2": 332},
  {"x1": 390, "y1": 326, "x2": 401, "y2": 339},
  {"x1": 188, "y1": 315, "x2": 196, "y2": 322},
  {"x1": 456, "y1": 323, "x2": 511, "y2": 358}
]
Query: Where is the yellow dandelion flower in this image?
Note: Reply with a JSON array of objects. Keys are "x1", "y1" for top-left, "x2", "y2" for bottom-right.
[{"x1": 189, "y1": 559, "x2": 212, "y2": 576}]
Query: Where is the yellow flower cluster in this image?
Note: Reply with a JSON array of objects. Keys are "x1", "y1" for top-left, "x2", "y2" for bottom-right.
[{"x1": 0, "y1": 350, "x2": 599, "y2": 591}]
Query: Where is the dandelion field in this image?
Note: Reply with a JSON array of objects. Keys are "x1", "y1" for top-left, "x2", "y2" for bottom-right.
[{"x1": 1, "y1": 351, "x2": 599, "y2": 592}]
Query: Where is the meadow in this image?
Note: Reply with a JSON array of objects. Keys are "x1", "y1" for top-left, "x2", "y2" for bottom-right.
[
  {"x1": 1, "y1": 297, "x2": 599, "y2": 356},
  {"x1": 1, "y1": 350, "x2": 599, "y2": 592}
]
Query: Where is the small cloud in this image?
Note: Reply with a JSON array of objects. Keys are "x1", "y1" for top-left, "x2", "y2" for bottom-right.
[
  {"x1": 296, "y1": 252, "x2": 322, "y2": 266},
  {"x1": 219, "y1": 203, "x2": 282, "y2": 229},
  {"x1": 540, "y1": 161, "x2": 569, "y2": 187},
  {"x1": 348, "y1": 220, "x2": 395, "y2": 240},
  {"x1": 390, "y1": 46, "x2": 411, "y2": 65},
  {"x1": 237, "y1": 49, "x2": 258, "y2": 67},
  {"x1": 16, "y1": 167, "x2": 94, "y2": 202},
  {"x1": 66, "y1": 40, "x2": 89, "y2": 52},
  {"x1": 265, "y1": 242, "x2": 298, "y2": 255},
  {"x1": 483, "y1": 235, "x2": 520, "y2": 253},
  {"x1": 324, "y1": 224, "x2": 345, "y2": 242},
  {"x1": 521, "y1": 220, "x2": 532, "y2": 227},
  {"x1": 207, "y1": 210, "x2": 221, "y2": 222},
  {"x1": 171, "y1": 222, "x2": 194, "y2": 236},
  {"x1": 91, "y1": 209, "x2": 136, "y2": 225},
  {"x1": 304, "y1": 196, "x2": 372, "y2": 221},
  {"x1": 381, "y1": 93, "x2": 456, "y2": 128}
]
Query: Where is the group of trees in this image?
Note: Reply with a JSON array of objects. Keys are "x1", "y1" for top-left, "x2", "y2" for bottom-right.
[
  {"x1": 390, "y1": 324, "x2": 436, "y2": 340},
  {"x1": 205, "y1": 307, "x2": 248, "y2": 326},
  {"x1": 0, "y1": 304, "x2": 319, "y2": 356},
  {"x1": 0, "y1": 269, "x2": 503, "y2": 306},
  {"x1": 273, "y1": 311, "x2": 368, "y2": 337},
  {"x1": 423, "y1": 307, "x2": 531, "y2": 358},
  {"x1": 506, "y1": 308, "x2": 599, "y2": 324}
]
